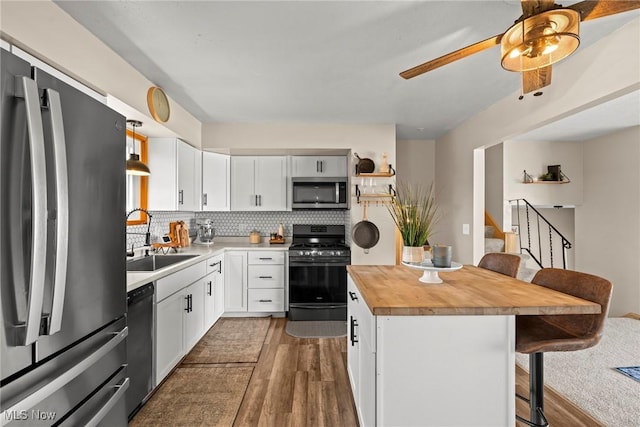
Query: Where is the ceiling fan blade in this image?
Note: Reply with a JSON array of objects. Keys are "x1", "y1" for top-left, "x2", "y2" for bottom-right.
[
  {"x1": 568, "y1": 0, "x2": 640, "y2": 22},
  {"x1": 400, "y1": 34, "x2": 502, "y2": 79},
  {"x1": 520, "y1": 0, "x2": 557, "y2": 18},
  {"x1": 522, "y1": 66, "x2": 552, "y2": 94}
]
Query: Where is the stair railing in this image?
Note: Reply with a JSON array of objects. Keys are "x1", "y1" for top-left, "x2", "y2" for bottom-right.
[{"x1": 509, "y1": 199, "x2": 572, "y2": 269}]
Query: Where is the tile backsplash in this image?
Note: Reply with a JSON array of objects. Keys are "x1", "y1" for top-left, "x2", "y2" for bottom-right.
[{"x1": 126, "y1": 210, "x2": 350, "y2": 248}]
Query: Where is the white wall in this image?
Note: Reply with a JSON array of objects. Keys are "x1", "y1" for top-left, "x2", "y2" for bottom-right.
[
  {"x1": 1, "y1": 0, "x2": 201, "y2": 146},
  {"x1": 202, "y1": 123, "x2": 397, "y2": 266},
  {"x1": 435, "y1": 18, "x2": 640, "y2": 265},
  {"x1": 485, "y1": 144, "x2": 504, "y2": 229},
  {"x1": 504, "y1": 140, "x2": 583, "y2": 207},
  {"x1": 575, "y1": 126, "x2": 640, "y2": 316},
  {"x1": 396, "y1": 139, "x2": 435, "y2": 186}
]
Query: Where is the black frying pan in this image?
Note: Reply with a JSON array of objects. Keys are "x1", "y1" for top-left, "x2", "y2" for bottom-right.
[
  {"x1": 352, "y1": 204, "x2": 380, "y2": 253},
  {"x1": 354, "y1": 153, "x2": 375, "y2": 174}
]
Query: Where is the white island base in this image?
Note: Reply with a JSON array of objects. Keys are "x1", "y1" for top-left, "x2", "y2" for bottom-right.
[{"x1": 347, "y1": 279, "x2": 516, "y2": 426}]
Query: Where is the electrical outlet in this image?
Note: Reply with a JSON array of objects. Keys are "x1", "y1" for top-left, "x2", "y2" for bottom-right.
[{"x1": 462, "y1": 224, "x2": 470, "y2": 235}]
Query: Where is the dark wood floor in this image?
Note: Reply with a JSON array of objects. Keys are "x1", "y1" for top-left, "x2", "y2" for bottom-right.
[{"x1": 233, "y1": 317, "x2": 358, "y2": 426}]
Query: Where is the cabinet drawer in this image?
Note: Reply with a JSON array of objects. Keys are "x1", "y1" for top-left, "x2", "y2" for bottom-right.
[
  {"x1": 206, "y1": 254, "x2": 224, "y2": 275},
  {"x1": 248, "y1": 265, "x2": 284, "y2": 289},
  {"x1": 247, "y1": 251, "x2": 284, "y2": 265},
  {"x1": 248, "y1": 289, "x2": 284, "y2": 312},
  {"x1": 156, "y1": 261, "x2": 206, "y2": 301}
]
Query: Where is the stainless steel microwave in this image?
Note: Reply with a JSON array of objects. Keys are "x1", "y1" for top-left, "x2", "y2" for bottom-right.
[{"x1": 291, "y1": 177, "x2": 349, "y2": 210}]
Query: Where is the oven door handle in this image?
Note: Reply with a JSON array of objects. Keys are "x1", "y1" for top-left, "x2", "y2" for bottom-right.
[
  {"x1": 289, "y1": 303, "x2": 346, "y2": 309},
  {"x1": 290, "y1": 259, "x2": 350, "y2": 266}
]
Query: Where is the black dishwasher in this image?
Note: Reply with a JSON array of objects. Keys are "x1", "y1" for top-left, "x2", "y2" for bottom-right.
[{"x1": 126, "y1": 282, "x2": 154, "y2": 419}]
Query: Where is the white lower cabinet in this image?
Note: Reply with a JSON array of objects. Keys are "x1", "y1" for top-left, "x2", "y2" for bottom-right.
[
  {"x1": 224, "y1": 251, "x2": 247, "y2": 312},
  {"x1": 183, "y1": 280, "x2": 205, "y2": 351},
  {"x1": 347, "y1": 277, "x2": 375, "y2": 427},
  {"x1": 156, "y1": 290, "x2": 185, "y2": 383},
  {"x1": 224, "y1": 250, "x2": 286, "y2": 314},
  {"x1": 203, "y1": 254, "x2": 225, "y2": 329}
]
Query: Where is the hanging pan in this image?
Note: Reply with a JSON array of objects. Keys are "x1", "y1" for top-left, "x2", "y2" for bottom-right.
[{"x1": 352, "y1": 203, "x2": 380, "y2": 254}]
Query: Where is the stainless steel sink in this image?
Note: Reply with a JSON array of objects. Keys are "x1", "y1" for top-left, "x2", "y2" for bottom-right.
[{"x1": 126, "y1": 254, "x2": 198, "y2": 272}]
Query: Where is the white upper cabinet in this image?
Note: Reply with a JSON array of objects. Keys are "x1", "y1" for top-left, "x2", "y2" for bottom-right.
[
  {"x1": 231, "y1": 156, "x2": 287, "y2": 211},
  {"x1": 202, "y1": 151, "x2": 230, "y2": 211},
  {"x1": 148, "y1": 138, "x2": 201, "y2": 211},
  {"x1": 291, "y1": 156, "x2": 347, "y2": 177}
]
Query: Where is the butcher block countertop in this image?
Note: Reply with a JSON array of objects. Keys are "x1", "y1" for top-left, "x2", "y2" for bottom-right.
[{"x1": 347, "y1": 264, "x2": 601, "y2": 316}]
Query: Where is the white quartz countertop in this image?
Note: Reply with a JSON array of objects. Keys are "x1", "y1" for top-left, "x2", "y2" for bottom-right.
[{"x1": 126, "y1": 239, "x2": 290, "y2": 293}]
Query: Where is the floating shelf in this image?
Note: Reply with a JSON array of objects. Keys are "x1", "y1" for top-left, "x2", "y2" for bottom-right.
[
  {"x1": 523, "y1": 180, "x2": 570, "y2": 184},
  {"x1": 355, "y1": 184, "x2": 396, "y2": 204},
  {"x1": 355, "y1": 164, "x2": 395, "y2": 177},
  {"x1": 522, "y1": 169, "x2": 571, "y2": 184}
]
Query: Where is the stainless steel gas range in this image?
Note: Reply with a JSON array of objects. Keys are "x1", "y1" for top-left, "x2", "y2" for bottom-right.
[{"x1": 288, "y1": 225, "x2": 351, "y2": 321}]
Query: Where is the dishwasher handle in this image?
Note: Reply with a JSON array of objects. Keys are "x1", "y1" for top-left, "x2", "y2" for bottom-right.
[{"x1": 127, "y1": 283, "x2": 154, "y2": 305}]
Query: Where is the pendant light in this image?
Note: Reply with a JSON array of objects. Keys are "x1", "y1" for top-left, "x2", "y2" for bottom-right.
[{"x1": 126, "y1": 119, "x2": 150, "y2": 176}]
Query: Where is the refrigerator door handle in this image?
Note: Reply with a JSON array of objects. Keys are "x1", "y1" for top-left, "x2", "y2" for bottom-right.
[
  {"x1": 14, "y1": 75, "x2": 48, "y2": 346},
  {"x1": 1, "y1": 326, "x2": 128, "y2": 424},
  {"x1": 84, "y1": 376, "x2": 130, "y2": 427},
  {"x1": 45, "y1": 88, "x2": 69, "y2": 336}
]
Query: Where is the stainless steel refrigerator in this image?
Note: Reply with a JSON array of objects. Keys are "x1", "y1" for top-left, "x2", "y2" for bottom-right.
[{"x1": 1, "y1": 48, "x2": 128, "y2": 426}]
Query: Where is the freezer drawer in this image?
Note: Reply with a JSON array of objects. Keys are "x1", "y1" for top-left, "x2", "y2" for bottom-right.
[
  {"x1": 58, "y1": 366, "x2": 129, "y2": 427},
  {"x1": 1, "y1": 317, "x2": 128, "y2": 426}
]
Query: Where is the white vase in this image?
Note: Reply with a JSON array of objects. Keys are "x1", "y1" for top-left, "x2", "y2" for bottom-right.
[{"x1": 402, "y1": 246, "x2": 424, "y2": 263}]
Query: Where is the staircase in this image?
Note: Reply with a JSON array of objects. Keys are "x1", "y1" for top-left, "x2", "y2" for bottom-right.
[
  {"x1": 485, "y1": 202, "x2": 571, "y2": 282},
  {"x1": 509, "y1": 199, "x2": 573, "y2": 280}
]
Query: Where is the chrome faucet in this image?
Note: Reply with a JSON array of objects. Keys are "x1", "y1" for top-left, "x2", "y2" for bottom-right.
[{"x1": 126, "y1": 208, "x2": 153, "y2": 257}]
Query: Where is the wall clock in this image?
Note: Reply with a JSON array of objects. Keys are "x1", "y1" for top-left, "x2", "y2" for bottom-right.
[{"x1": 147, "y1": 86, "x2": 170, "y2": 123}]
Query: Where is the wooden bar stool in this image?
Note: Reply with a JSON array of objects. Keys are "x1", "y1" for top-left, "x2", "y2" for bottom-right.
[
  {"x1": 516, "y1": 268, "x2": 612, "y2": 426},
  {"x1": 478, "y1": 253, "x2": 521, "y2": 278}
]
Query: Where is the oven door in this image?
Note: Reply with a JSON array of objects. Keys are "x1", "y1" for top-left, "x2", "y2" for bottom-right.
[{"x1": 288, "y1": 257, "x2": 349, "y2": 321}]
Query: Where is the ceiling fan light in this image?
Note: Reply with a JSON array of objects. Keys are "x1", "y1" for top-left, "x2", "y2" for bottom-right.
[{"x1": 501, "y1": 9, "x2": 580, "y2": 72}]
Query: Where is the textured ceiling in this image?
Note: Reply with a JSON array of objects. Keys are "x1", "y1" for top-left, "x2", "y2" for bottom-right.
[{"x1": 54, "y1": 1, "x2": 639, "y2": 140}]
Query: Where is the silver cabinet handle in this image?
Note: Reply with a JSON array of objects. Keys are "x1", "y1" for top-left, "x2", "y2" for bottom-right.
[
  {"x1": 45, "y1": 88, "x2": 69, "y2": 336},
  {"x1": 258, "y1": 276, "x2": 273, "y2": 279},
  {"x1": 1, "y1": 326, "x2": 128, "y2": 423},
  {"x1": 178, "y1": 189, "x2": 184, "y2": 205},
  {"x1": 84, "y1": 377, "x2": 129, "y2": 427},
  {"x1": 203, "y1": 193, "x2": 208, "y2": 206},
  {"x1": 208, "y1": 281, "x2": 212, "y2": 296},
  {"x1": 258, "y1": 299, "x2": 273, "y2": 303},
  {"x1": 254, "y1": 194, "x2": 257, "y2": 206},
  {"x1": 259, "y1": 257, "x2": 273, "y2": 260},
  {"x1": 15, "y1": 75, "x2": 47, "y2": 346},
  {"x1": 258, "y1": 194, "x2": 262, "y2": 206}
]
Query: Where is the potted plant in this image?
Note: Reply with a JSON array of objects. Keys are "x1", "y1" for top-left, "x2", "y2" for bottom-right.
[{"x1": 386, "y1": 181, "x2": 439, "y2": 263}]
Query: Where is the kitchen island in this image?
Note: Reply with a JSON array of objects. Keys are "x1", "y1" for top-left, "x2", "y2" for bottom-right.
[{"x1": 346, "y1": 265, "x2": 601, "y2": 427}]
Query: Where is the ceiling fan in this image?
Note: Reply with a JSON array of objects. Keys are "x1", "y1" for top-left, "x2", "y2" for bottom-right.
[{"x1": 400, "y1": 0, "x2": 640, "y2": 96}]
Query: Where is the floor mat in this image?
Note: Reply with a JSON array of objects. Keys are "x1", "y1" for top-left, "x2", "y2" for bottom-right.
[
  {"x1": 285, "y1": 320, "x2": 347, "y2": 338},
  {"x1": 614, "y1": 366, "x2": 640, "y2": 383},
  {"x1": 130, "y1": 367, "x2": 252, "y2": 426},
  {"x1": 182, "y1": 317, "x2": 270, "y2": 364}
]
